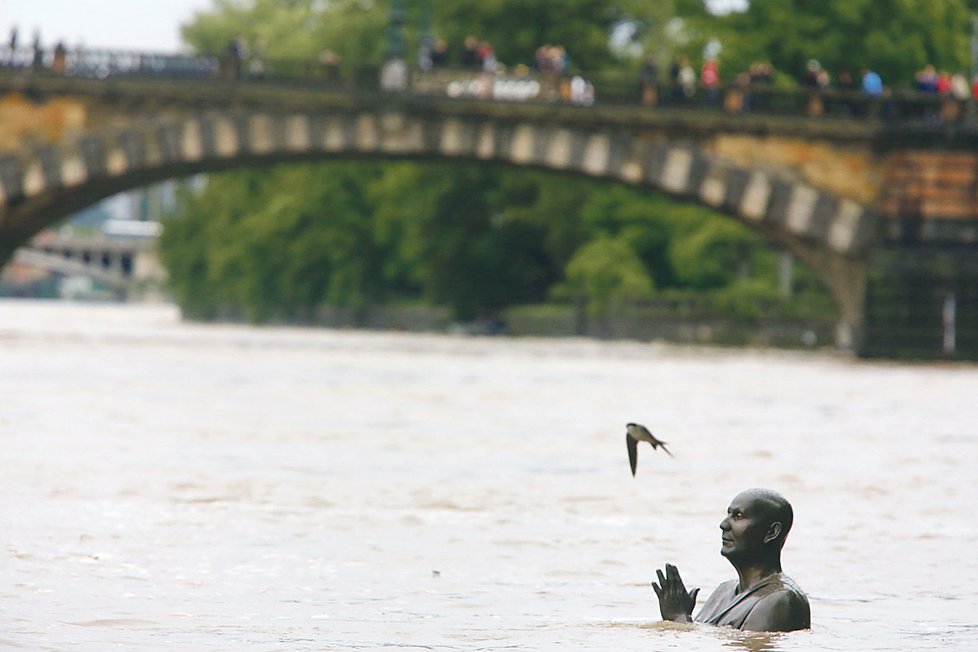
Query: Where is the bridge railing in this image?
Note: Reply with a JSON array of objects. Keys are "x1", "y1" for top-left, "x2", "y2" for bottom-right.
[
  {"x1": 0, "y1": 44, "x2": 964, "y2": 125},
  {"x1": 0, "y1": 45, "x2": 219, "y2": 79},
  {"x1": 0, "y1": 44, "x2": 385, "y2": 90},
  {"x1": 579, "y1": 70, "x2": 963, "y2": 123}
]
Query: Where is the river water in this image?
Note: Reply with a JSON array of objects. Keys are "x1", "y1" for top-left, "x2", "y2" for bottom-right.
[{"x1": 0, "y1": 300, "x2": 975, "y2": 651}]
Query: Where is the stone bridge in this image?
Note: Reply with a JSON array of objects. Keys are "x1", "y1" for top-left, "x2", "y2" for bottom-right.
[{"x1": 1, "y1": 64, "x2": 976, "y2": 358}]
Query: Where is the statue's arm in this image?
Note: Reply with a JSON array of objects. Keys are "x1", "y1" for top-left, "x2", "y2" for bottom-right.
[{"x1": 741, "y1": 591, "x2": 811, "y2": 632}]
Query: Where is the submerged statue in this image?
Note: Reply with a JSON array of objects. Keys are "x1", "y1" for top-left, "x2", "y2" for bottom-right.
[{"x1": 652, "y1": 488, "x2": 811, "y2": 632}]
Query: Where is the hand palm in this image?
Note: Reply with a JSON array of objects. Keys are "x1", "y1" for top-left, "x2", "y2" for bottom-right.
[{"x1": 652, "y1": 563, "x2": 700, "y2": 621}]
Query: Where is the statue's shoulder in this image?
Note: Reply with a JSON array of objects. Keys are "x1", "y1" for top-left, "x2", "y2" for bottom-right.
[
  {"x1": 744, "y1": 575, "x2": 811, "y2": 632},
  {"x1": 763, "y1": 574, "x2": 810, "y2": 610},
  {"x1": 741, "y1": 574, "x2": 812, "y2": 632},
  {"x1": 772, "y1": 574, "x2": 809, "y2": 602}
]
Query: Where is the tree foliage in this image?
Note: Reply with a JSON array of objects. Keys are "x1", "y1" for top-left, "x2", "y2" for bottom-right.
[
  {"x1": 711, "y1": 0, "x2": 973, "y2": 87},
  {"x1": 161, "y1": 157, "x2": 797, "y2": 323},
  {"x1": 181, "y1": 0, "x2": 388, "y2": 62},
  {"x1": 180, "y1": 0, "x2": 692, "y2": 70},
  {"x1": 564, "y1": 235, "x2": 655, "y2": 317},
  {"x1": 370, "y1": 163, "x2": 559, "y2": 319},
  {"x1": 161, "y1": 164, "x2": 389, "y2": 322},
  {"x1": 431, "y1": 0, "x2": 682, "y2": 70}
]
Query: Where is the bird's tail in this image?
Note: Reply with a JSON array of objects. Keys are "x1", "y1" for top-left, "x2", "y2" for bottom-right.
[{"x1": 659, "y1": 442, "x2": 674, "y2": 457}]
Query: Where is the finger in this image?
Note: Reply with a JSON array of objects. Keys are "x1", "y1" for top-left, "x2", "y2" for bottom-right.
[
  {"x1": 656, "y1": 569, "x2": 667, "y2": 588},
  {"x1": 651, "y1": 582, "x2": 662, "y2": 599},
  {"x1": 665, "y1": 563, "x2": 681, "y2": 587},
  {"x1": 671, "y1": 565, "x2": 686, "y2": 588}
]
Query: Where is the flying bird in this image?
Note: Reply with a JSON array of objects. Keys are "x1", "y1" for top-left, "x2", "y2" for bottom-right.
[{"x1": 626, "y1": 422, "x2": 673, "y2": 476}]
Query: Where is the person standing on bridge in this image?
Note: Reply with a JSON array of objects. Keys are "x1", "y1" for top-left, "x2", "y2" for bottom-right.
[
  {"x1": 861, "y1": 68, "x2": 883, "y2": 98},
  {"x1": 225, "y1": 35, "x2": 246, "y2": 79},
  {"x1": 677, "y1": 56, "x2": 697, "y2": 102},
  {"x1": 461, "y1": 36, "x2": 481, "y2": 69},
  {"x1": 52, "y1": 41, "x2": 67, "y2": 75},
  {"x1": 430, "y1": 38, "x2": 448, "y2": 68},
  {"x1": 7, "y1": 25, "x2": 17, "y2": 66},
  {"x1": 248, "y1": 35, "x2": 267, "y2": 80},
  {"x1": 479, "y1": 40, "x2": 497, "y2": 74},
  {"x1": 31, "y1": 30, "x2": 43, "y2": 71},
  {"x1": 701, "y1": 57, "x2": 720, "y2": 104},
  {"x1": 641, "y1": 55, "x2": 659, "y2": 106},
  {"x1": 859, "y1": 68, "x2": 885, "y2": 119}
]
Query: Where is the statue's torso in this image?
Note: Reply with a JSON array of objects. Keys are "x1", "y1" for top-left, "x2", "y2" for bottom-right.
[{"x1": 696, "y1": 572, "x2": 809, "y2": 630}]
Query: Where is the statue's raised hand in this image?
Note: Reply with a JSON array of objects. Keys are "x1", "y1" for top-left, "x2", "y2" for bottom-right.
[{"x1": 651, "y1": 563, "x2": 699, "y2": 623}]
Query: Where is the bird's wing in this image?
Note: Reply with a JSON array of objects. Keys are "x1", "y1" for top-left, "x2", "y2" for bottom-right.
[{"x1": 627, "y1": 433, "x2": 638, "y2": 476}]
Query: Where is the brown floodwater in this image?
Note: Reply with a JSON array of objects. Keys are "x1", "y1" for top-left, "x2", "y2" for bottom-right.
[{"x1": 0, "y1": 300, "x2": 975, "y2": 651}]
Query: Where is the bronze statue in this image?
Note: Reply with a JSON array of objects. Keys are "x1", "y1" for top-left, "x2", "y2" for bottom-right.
[
  {"x1": 625, "y1": 422, "x2": 673, "y2": 476},
  {"x1": 652, "y1": 488, "x2": 810, "y2": 632}
]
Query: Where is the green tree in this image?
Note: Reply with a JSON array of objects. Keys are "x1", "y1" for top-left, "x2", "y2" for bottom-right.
[
  {"x1": 712, "y1": 0, "x2": 973, "y2": 87},
  {"x1": 180, "y1": 0, "x2": 698, "y2": 72},
  {"x1": 577, "y1": 185, "x2": 677, "y2": 287},
  {"x1": 564, "y1": 234, "x2": 655, "y2": 318},
  {"x1": 669, "y1": 218, "x2": 758, "y2": 289},
  {"x1": 182, "y1": 0, "x2": 387, "y2": 62},
  {"x1": 432, "y1": 0, "x2": 674, "y2": 70},
  {"x1": 372, "y1": 163, "x2": 559, "y2": 319},
  {"x1": 161, "y1": 163, "x2": 389, "y2": 323}
]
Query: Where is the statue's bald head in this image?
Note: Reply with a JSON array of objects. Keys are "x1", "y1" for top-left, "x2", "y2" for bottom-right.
[{"x1": 735, "y1": 488, "x2": 794, "y2": 548}]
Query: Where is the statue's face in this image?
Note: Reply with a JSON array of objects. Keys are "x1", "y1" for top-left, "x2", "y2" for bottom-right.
[{"x1": 719, "y1": 492, "x2": 772, "y2": 559}]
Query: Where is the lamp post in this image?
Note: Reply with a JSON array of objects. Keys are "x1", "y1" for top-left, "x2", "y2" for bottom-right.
[
  {"x1": 386, "y1": 0, "x2": 406, "y2": 60},
  {"x1": 972, "y1": 13, "x2": 978, "y2": 84},
  {"x1": 967, "y1": 13, "x2": 978, "y2": 120},
  {"x1": 381, "y1": 0, "x2": 408, "y2": 91},
  {"x1": 418, "y1": 0, "x2": 433, "y2": 71}
]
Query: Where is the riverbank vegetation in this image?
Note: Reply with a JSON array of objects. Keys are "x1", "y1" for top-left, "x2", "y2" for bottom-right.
[{"x1": 161, "y1": 161, "x2": 835, "y2": 337}]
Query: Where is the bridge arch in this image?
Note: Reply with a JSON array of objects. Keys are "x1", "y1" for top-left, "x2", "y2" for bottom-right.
[{"x1": 0, "y1": 106, "x2": 877, "y2": 346}]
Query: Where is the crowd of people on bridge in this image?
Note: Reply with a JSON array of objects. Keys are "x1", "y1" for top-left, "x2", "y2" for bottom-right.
[
  {"x1": 421, "y1": 32, "x2": 575, "y2": 80},
  {"x1": 3, "y1": 26, "x2": 68, "y2": 73},
  {"x1": 5, "y1": 20, "x2": 976, "y2": 122},
  {"x1": 417, "y1": 33, "x2": 594, "y2": 105},
  {"x1": 408, "y1": 35, "x2": 978, "y2": 118},
  {"x1": 636, "y1": 49, "x2": 978, "y2": 122},
  {"x1": 797, "y1": 58, "x2": 975, "y2": 102}
]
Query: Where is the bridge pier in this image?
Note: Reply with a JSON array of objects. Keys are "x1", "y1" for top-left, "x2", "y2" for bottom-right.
[
  {"x1": 863, "y1": 245, "x2": 978, "y2": 359},
  {"x1": 785, "y1": 239, "x2": 978, "y2": 360},
  {"x1": 823, "y1": 256, "x2": 868, "y2": 355},
  {"x1": 782, "y1": 240, "x2": 868, "y2": 354},
  {"x1": 0, "y1": 229, "x2": 21, "y2": 271}
]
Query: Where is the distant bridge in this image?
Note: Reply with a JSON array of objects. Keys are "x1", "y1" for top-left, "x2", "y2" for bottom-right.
[
  {"x1": 10, "y1": 229, "x2": 164, "y2": 298},
  {"x1": 0, "y1": 47, "x2": 976, "y2": 358}
]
